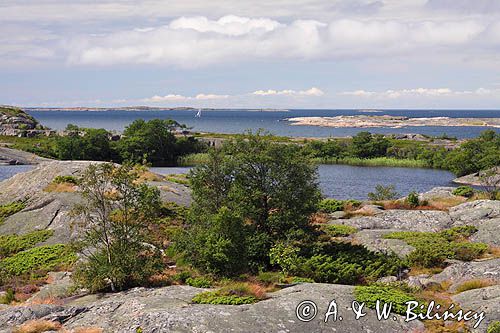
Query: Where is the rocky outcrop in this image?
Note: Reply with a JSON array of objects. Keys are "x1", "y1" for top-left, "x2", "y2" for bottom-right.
[
  {"x1": 0, "y1": 106, "x2": 52, "y2": 137},
  {"x1": 429, "y1": 258, "x2": 500, "y2": 292},
  {"x1": 340, "y1": 209, "x2": 452, "y2": 232},
  {"x1": 450, "y1": 200, "x2": 500, "y2": 246},
  {"x1": 0, "y1": 284, "x2": 424, "y2": 333},
  {"x1": 352, "y1": 229, "x2": 415, "y2": 258},
  {"x1": 452, "y1": 285, "x2": 500, "y2": 333},
  {"x1": 453, "y1": 166, "x2": 500, "y2": 187},
  {"x1": 0, "y1": 161, "x2": 191, "y2": 244},
  {"x1": 0, "y1": 146, "x2": 51, "y2": 165}
]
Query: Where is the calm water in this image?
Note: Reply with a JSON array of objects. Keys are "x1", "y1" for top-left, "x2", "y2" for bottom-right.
[
  {"x1": 27, "y1": 109, "x2": 500, "y2": 138},
  {"x1": 151, "y1": 165, "x2": 456, "y2": 200},
  {"x1": 0, "y1": 164, "x2": 455, "y2": 200},
  {"x1": 0, "y1": 165, "x2": 33, "y2": 181}
]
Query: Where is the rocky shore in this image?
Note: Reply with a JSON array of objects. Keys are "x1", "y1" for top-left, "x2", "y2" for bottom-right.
[
  {"x1": 0, "y1": 161, "x2": 499, "y2": 332},
  {"x1": 287, "y1": 115, "x2": 500, "y2": 129}
]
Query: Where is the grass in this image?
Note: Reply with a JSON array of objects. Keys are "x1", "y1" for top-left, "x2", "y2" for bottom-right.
[
  {"x1": 12, "y1": 320, "x2": 61, "y2": 333},
  {"x1": 0, "y1": 201, "x2": 26, "y2": 226},
  {"x1": 322, "y1": 224, "x2": 358, "y2": 237},
  {"x1": 312, "y1": 156, "x2": 429, "y2": 168},
  {"x1": 0, "y1": 135, "x2": 58, "y2": 159},
  {"x1": 191, "y1": 281, "x2": 265, "y2": 305},
  {"x1": 455, "y1": 279, "x2": 496, "y2": 293},
  {"x1": 354, "y1": 285, "x2": 424, "y2": 315},
  {"x1": 165, "y1": 174, "x2": 189, "y2": 185},
  {"x1": 177, "y1": 153, "x2": 209, "y2": 166}
]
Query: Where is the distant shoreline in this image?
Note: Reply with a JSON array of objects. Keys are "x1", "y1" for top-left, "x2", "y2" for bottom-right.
[{"x1": 22, "y1": 107, "x2": 290, "y2": 112}]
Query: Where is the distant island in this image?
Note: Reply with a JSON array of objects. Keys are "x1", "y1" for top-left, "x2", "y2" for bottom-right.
[
  {"x1": 287, "y1": 115, "x2": 500, "y2": 128},
  {"x1": 22, "y1": 106, "x2": 289, "y2": 112}
]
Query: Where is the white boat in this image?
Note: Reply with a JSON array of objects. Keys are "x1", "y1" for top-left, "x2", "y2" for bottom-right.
[{"x1": 195, "y1": 109, "x2": 202, "y2": 118}]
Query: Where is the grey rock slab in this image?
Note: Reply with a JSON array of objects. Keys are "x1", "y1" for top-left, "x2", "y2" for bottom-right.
[
  {"x1": 52, "y1": 284, "x2": 424, "y2": 332},
  {"x1": 341, "y1": 209, "x2": 452, "y2": 232},
  {"x1": 450, "y1": 200, "x2": 500, "y2": 225},
  {"x1": 430, "y1": 258, "x2": 500, "y2": 292},
  {"x1": 352, "y1": 229, "x2": 416, "y2": 258},
  {"x1": 452, "y1": 285, "x2": 500, "y2": 333}
]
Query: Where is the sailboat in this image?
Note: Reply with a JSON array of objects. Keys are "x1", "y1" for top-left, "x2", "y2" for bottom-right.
[{"x1": 195, "y1": 108, "x2": 202, "y2": 118}]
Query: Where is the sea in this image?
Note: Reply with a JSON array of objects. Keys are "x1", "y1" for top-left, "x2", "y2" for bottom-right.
[{"x1": 26, "y1": 109, "x2": 500, "y2": 138}]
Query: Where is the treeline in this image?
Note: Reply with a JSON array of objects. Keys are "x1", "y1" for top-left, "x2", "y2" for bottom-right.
[
  {"x1": 51, "y1": 119, "x2": 206, "y2": 166},
  {"x1": 303, "y1": 130, "x2": 500, "y2": 176}
]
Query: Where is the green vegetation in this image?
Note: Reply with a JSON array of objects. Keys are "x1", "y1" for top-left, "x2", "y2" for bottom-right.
[
  {"x1": 0, "y1": 288, "x2": 15, "y2": 304},
  {"x1": 354, "y1": 285, "x2": 423, "y2": 315},
  {"x1": 322, "y1": 224, "x2": 358, "y2": 237},
  {"x1": 52, "y1": 175, "x2": 79, "y2": 185},
  {"x1": 488, "y1": 321, "x2": 500, "y2": 333},
  {"x1": 0, "y1": 244, "x2": 76, "y2": 277},
  {"x1": 317, "y1": 199, "x2": 361, "y2": 213},
  {"x1": 186, "y1": 276, "x2": 212, "y2": 288},
  {"x1": 192, "y1": 291, "x2": 256, "y2": 305},
  {"x1": 367, "y1": 184, "x2": 400, "y2": 201},
  {"x1": 72, "y1": 163, "x2": 164, "y2": 292},
  {"x1": 0, "y1": 201, "x2": 26, "y2": 225},
  {"x1": 178, "y1": 153, "x2": 210, "y2": 166},
  {"x1": 385, "y1": 226, "x2": 488, "y2": 268},
  {"x1": 0, "y1": 230, "x2": 53, "y2": 258},
  {"x1": 314, "y1": 156, "x2": 428, "y2": 168},
  {"x1": 452, "y1": 186, "x2": 475, "y2": 197},
  {"x1": 405, "y1": 191, "x2": 420, "y2": 208}
]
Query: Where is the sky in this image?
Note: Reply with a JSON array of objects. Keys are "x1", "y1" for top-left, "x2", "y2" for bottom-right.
[{"x1": 2, "y1": 0, "x2": 500, "y2": 109}]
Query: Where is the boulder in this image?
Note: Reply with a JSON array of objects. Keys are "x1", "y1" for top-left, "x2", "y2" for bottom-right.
[
  {"x1": 418, "y1": 187, "x2": 457, "y2": 201},
  {"x1": 449, "y1": 200, "x2": 500, "y2": 225},
  {"x1": 452, "y1": 285, "x2": 500, "y2": 333},
  {"x1": 429, "y1": 258, "x2": 500, "y2": 292},
  {"x1": 352, "y1": 229, "x2": 415, "y2": 258},
  {"x1": 341, "y1": 209, "x2": 452, "y2": 232},
  {"x1": 28, "y1": 272, "x2": 75, "y2": 303},
  {"x1": 453, "y1": 167, "x2": 500, "y2": 187}
]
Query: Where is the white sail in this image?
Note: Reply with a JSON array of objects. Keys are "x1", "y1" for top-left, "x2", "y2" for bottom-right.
[{"x1": 195, "y1": 108, "x2": 202, "y2": 118}]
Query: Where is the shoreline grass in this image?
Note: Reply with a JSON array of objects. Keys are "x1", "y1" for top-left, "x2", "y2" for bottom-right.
[{"x1": 312, "y1": 156, "x2": 429, "y2": 168}]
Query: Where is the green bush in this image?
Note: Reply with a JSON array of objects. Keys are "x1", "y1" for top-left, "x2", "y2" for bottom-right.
[
  {"x1": 257, "y1": 271, "x2": 283, "y2": 285},
  {"x1": 192, "y1": 291, "x2": 256, "y2": 305},
  {"x1": 0, "y1": 244, "x2": 76, "y2": 277},
  {"x1": 0, "y1": 230, "x2": 54, "y2": 258},
  {"x1": 172, "y1": 271, "x2": 192, "y2": 283},
  {"x1": 452, "y1": 186, "x2": 475, "y2": 198},
  {"x1": 291, "y1": 276, "x2": 314, "y2": 283},
  {"x1": 53, "y1": 175, "x2": 80, "y2": 185},
  {"x1": 385, "y1": 226, "x2": 487, "y2": 268},
  {"x1": 488, "y1": 321, "x2": 500, "y2": 333},
  {"x1": 318, "y1": 199, "x2": 345, "y2": 213},
  {"x1": 186, "y1": 276, "x2": 212, "y2": 288},
  {"x1": 322, "y1": 224, "x2": 358, "y2": 237},
  {"x1": 0, "y1": 288, "x2": 15, "y2": 304},
  {"x1": 355, "y1": 285, "x2": 423, "y2": 315},
  {"x1": 294, "y1": 242, "x2": 404, "y2": 284},
  {"x1": 405, "y1": 191, "x2": 420, "y2": 207},
  {"x1": 368, "y1": 184, "x2": 400, "y2": 201},
  {"x1": 0, "y1": 201, "x2": 25, "y2": 225}
]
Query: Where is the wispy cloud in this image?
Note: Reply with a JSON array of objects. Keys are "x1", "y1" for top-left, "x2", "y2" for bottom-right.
[
  {"x1": 340, "y1": 87, "x2": 500, "y2": 99},
  {"x1": 252, "y1": 87, "x2": 324, "y2": 97}
]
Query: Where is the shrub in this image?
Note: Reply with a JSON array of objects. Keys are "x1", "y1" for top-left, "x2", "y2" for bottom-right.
[
  {"x1": 0, "y1": 244, "x2": 76, "y2": 277},
  {"x1": 269, "y1": 242, "x2": 300, "y2": 276},
  {"x1": 452, "y1": 186, "x2": 475, "y2": 198},
  {"x1": 257, "y1": 271, "x2": 283, "y2": 285},
  {"x1": 488, "y1": 321, "x2": 500, "y2": 333},
  {"x1": 455, "y1": 279, "x2": 495, "y2": 293},
  {"x1": 291, "y1": 276, "x2": 314, "y2": 283},
  {"x1": 0, "y1": 288, "x2": 16, "y2": 304},
  {"x1": 405, "y1": 191, "x2": 420, "y2": 207},
  {"x1": 0, "y1": 230, "x2": 54, "y2": 258},
  {"x1": 318, "y1": 199, "x2": 345, "y2": 213},
  {"x1": 354, "y1": 285, "x2": 423, "y2": 315},
  {"x1": 191, "y1": 291, "x2": 256, "y2": 305},
  {"x1": 294, "y1": 242, "x2": 404, "y2": 284},
  {"x1": 385, "y1": 227, "x2": 487, "y2": 268},
  {"x1": 368, "y1": 185, "x2": 399, "y2": 201},
  {"x1": 171, "y1": 271, "x2": 192, "y2": 283},
  {"x1": 0, "y1": 201, "x2": 25, "y2": 225},
  {"x1": 53, "y1": 175, "x2": 80, "y2": 185},
  {"x1": 186, "y1": 276, "x2": 212, "y2": 288},
  {"x1": 322, "y1": 224, "x2": 358, "y2": 237}
]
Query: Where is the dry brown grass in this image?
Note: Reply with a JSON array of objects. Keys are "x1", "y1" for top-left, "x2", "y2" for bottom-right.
[
  {"x1": 310, "y1": 212, "x2": 328, "y2": 224},
  {"x1": 455, "y1": 279, "x2": 496, "y2": 293},
  {"x1": 27, "y1": 296, "x2": 64, "y2": 306},
  {"x1": 13, "y1": 319, "x2": 61, "y2": 333},
  {"x1": 136, "y1": 170, "x2": 164, "y2": 183},
  {"x1": 44, "y1": 182, "x2": 77, "y2": 193},
  {"x1": 408, "y1": 267, "x2": 444, "y2": 276},
  {"x1": 427, "y1": 197, "x2": 467, "y2": 210}
]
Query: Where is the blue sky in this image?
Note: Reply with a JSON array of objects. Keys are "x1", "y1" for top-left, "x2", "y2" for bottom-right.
[{"x1": 2, "y1": 0, "x2": 500, "y2": 109}]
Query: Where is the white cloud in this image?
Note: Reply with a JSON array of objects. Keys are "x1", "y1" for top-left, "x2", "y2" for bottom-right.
[
  {"x1": 340, "y1": 87, "x2": 500, "y2": 99},
  {"x1": 252, "y1": 87, "x2": 324, "y2": 96},
  {"x1": 194, "y1": 93, "x2": 229, "y2": 100},
  {"x1": 62, "y1": 15, "x2": 500, "y2": 68},
  {"x1": 143, "y1": 93, "x2": 229, "y2": 103}
]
